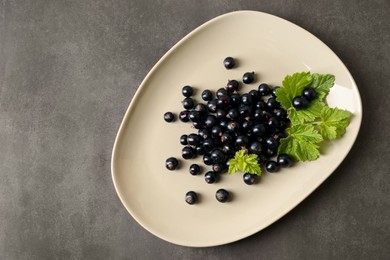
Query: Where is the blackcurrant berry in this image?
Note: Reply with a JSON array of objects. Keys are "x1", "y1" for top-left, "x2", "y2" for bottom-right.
[
  {"x1": 205, "y1": 171, "x2": 218, "y2": 184},
  {"x1": 185, "y1": 191, "x2": 198, "y2": 205},
  {"x1": 182, "y1": 98, "x2": 194, "y2": 109},
  {"x1": 243, "y1": 173, "x2": 257, "y2": 185},
  {"x1": 202, "y1": 89, "x2": 213, "y2": 101},
  {"x1": 243, "y1": 72, "x2": 255, "y2": 84},
  {"x1": 164, "y1": 112, "x2": 175, "y2": 122},
  {"x1": 223, "y1": 57, "x2": 236, "y2": 69},
  {"x1": 226, "y1": 80, "x2": 239, "y2": 92},
  {"x1": 277, "y1": 154, "x2": 293, "y2": 168},
  {"x1": 165, "y1": 157, "x2": 179, "y2": 171},
  {"x1": 266, "y1": 160, "x2": 280, "y2": 173},
  {"x1": 182, "y1": 85, "x2": 193, "y2": 97},
  {"x1": 189, "y1": 164, "x2": 201, "y2": 175},
  {"x1": 302, "y1": 87, "x2": 317, "y2": 101},
  {"x1": 180, "y1": 134, "x2": 188, "y2": 145},
  {"x1": 292, "y1": 96, "x2": 309, "y2": 110},
  {"x1": 215, "y1": 189, "x2": 230, "y2": 202},
  {"x1": 182, "y1": 146, "x2": 195, "y2": 159},
  {"x1": 258, "y1": 83, "x2": 271, "y2": 96}
]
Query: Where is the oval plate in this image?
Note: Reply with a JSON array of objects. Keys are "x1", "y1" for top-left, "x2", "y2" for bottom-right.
[{"x1": 111, "y1": 11, "x2": 362, "y2": 247}]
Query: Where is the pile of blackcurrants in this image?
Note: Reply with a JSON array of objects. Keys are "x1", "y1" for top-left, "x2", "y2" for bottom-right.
[{"x1": 165, "y1": 57, "x2": 293, "y2": 204}]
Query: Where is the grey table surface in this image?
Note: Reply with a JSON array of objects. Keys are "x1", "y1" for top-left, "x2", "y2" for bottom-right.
[{"x1": 1, "y1": 0, "x2": 389, "y2": 259}]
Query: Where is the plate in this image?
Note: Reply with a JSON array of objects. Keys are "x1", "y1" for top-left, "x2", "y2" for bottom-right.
[{"x1": 111, "y1": 11, "x2": 362, "y2": 247}]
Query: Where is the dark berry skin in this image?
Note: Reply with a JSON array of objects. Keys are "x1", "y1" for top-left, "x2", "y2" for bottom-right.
[
  {"x1": 221, "y1": 132, "x2": 234, "y2": 144},
  {"x1": 223, "y1": 57, "x2": 236, "y2": 69},
  {"x1": 179, "y1": 110, "x2": 190, "y2": 122},
  {"x1": 226, "y1": 80, "x2": 239, "y2": 92},
  {"x1": 205, "y1": 171, "x2": 218, "y2": 184},
  {"x1": 164, "y1": 112, "x2": 175, "y2": 122},
  {"x1": 165, "y1": 157, "x2": 179, "y2": 171},
  {"x1": 265, "y1": 160, "x2": 280, "y2": 173},
  {"x1": 235, "y1": 135, "x2": 249, "y2": 148},
  {"x1": 203, "y1": 153, "x2": 213, "y2": 165},
  {"x1": 182, "y1": 85, "x2": 194, "y2": 97},
  {"x1": 292, "y1": 96, "x2": 309, "y2": 110},
  {"x1": 212, "y1": 163, "x2": 226, "y2": 173},
  {"x1": 240, "y1": 94, "x2": 253, "y2": 105},
  {"x1": 277, "y1": 154, "x2": 293, "y2": 168},
  {"x1": 210, "y1": 148, "x2": 225, "y2": 163},
  {"x1": 202, "y1": 89, "x2": 213, "y2": 101},
  {"x1": 271, "y1": 86, "x2": 280, "y2": 98},
  {"x1": 185, "y1": 191, "x2": 198, "y2": 205},
  {"x1": 216, "y1": 88, "x2": 228, "y2": 98},
  {"x1": 182, "y1": 98, "x2": 194, "y2": 109},
  {"x1": 187, "y1": 133, "x2": 201, "y2": 146},
  {"x1": 198, "y1": 129, "x2": 210, "y2": 139},
  {"x1": 207, "y1": 100, "x2": 218, "y2": 113},
  {"x1": 202, "y1": 138, "x2": 214, "y2": 152},
  {"x1": 265, "y1": 137, "x2": 279, "y2": 150},
  {"x1": 189, "y1": 164, "x2": 201, "y2": 175},
  {"x1": 194, "y1": 103, "x2": 207, "y2": 115},
  {"x1": 204, "y1": 115, "x2": 218, "y2": 128},
  {"x1": 242, "y1": 72, "x2": 255, "y2": 84},
  {"x1": 195, "y1": 145, "x2": 206, "y2": 156},
  {"x1": 182, "y1": 146, "x2": 195, "y2": 159},
  {"x1": 215, "y1": 189, "x2": 230, "y2": 202},
  {"x1": 243, "y1": 173, "x2": 257, "y2": 185},
  {"x1": 252, "y1": 124, "x2": 267, "y2": 137},
  {"x1": 302, "y1": 87, "x2": 317, "y2": 101},
  {"x1": 267, "y1": 97, "x2": 280, "y2": 109},
  {"x1": 188, "y1": 110, "x2": 201, "y2": 122},
  {"x1": 227, "y1": 121, "x2": 240, "y2": 133},
  {"x1": 249, "y1": 141, "x2": 263, "y2": 154},
  {"x1": 227, "y1": 108, "x2": 239, "y2": 120},
  {"x1": 180, "y1": 134, "x2": 188, "y2": 145},
  {"x1": 258, "y1": 83, "x2": 271, "y2": 96}
]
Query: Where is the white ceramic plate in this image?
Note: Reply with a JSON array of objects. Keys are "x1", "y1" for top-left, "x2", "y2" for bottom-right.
[{"x1": 111, "y1": 11, "x2": 362, "y2": 247}]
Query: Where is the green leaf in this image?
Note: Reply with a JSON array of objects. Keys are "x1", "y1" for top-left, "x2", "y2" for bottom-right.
[
  {"x1": 276, "y1": 72, "x2": 313, "y2": 109},
  {"x1": 289, "y1": 99, "x2": 325, "y2": 125},
  {"x1": 318, "y1": 106, "x2": 351, "y2": 140},
  {"x1": 309, "y1": 73, "x2": 335, "y2": 100},
  {"x1": 228, "y1": 150, "x2": 262, "y2": 176},
  {"x1": 278, "y1": 124, "x2": 323, "y2": 161}
]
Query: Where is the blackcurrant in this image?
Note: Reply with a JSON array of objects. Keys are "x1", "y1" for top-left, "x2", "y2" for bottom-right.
[
  {"x1": 164, "y1": 112, "x2": 175, "y2": 122},
  {"x1": 226, "y1": 80, "x2": 239, "y2": 92},
  {"x1": 202, "y1": 89, "x2": 213, "y2": 101},
  {"x1": 182, "y1": 85, "x2": 193, "y2": 97},
  {"x1": 292, "y1": 96, "x2": 309, "y2": 110},
  {"x1": 187, "y1": 133, "x2": 201, "y2": 146},
  {"x1": 203, "y1": 153, "x2": 213, "y2": 165},
  {"x1": 182, "y1": 146, "x2": 195, "y2": 159},
  {"x1": 243, "y1": 72, "x2": 255, "y2": 84},
  {"x1": 277, "y1": 154, "x2": 293, "y2": 168},
  {"x1": 205, "y1": 171, "x2": 218, "y2": 184},
  {"x1": 265, "y1": 160, "x2": 280, "y2": 173},
  {"x1": 249, "y1": 141, "x2": 263, "y2": 154},
  {"x1": 165, "y1": 157, "x2": 179, "y2": 171},
  {"x1": 243, "y1": 173, "x2": 257, "y2": 185},
  {"x1": 179, "y1": 110, "x2": 190, "y2": 122},
  {"x1": 215, "y1": 189, "x2": 230, "y2": 202},
  {"x1": 189, "y1": 164, "x2": 201, "y2": 175},
  {"x1": 302, "y1": 87, "x2": 317, "y2": 101},
  {"x1": 223, "y1": 57, "x2": 236, "y2": 69},
  {"x1": 182, "y1": 98, "x2": 194, "y2": 109},
  {"x1": 258, "y1": 83, "x2": 271, "y2": 96},
  {"x1": 185, "y1": 191, "x2": 198, "y2": 205},
  {"x1": 180, "y1": 134, "x2": 188, "y2": 145}
]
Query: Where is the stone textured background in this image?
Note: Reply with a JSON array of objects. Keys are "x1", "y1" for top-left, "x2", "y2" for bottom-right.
[{"x1": 1, "y1": 0, "x2": 389, "y2": 259}]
